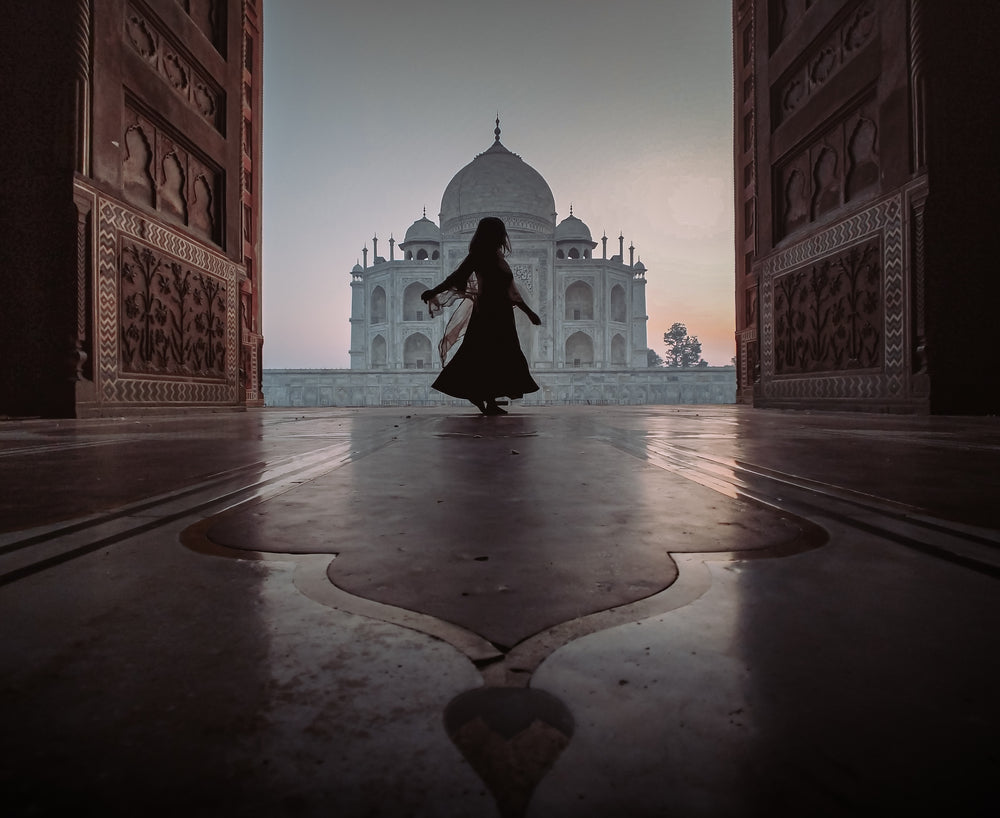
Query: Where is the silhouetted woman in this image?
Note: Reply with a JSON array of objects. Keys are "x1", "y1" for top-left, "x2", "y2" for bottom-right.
[{"x1": 422, "y1": 217, "x2": 541, "y2": 414}]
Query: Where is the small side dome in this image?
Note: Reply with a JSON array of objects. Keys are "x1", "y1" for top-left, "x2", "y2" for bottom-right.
[
  {"x1": 352, "y1": 262, "x2": 364, "y2": 274},
  {"x1": 402, "y1": 214, "x2": 441, "y2": 245},
  {"x1": 555, "y1": 213, "x2": 593, "y2": 243},
  {"x1": 634, "y1": 260, "x2": 647, "y2": 272}
]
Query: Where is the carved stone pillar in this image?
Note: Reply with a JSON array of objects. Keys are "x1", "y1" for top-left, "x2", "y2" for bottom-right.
[
  {"x1": 909, "y1": 0, "x2": 927, "y2": 173},
  {"x1": 72, "y1": 0, "x2": 91, "y2": 175}
]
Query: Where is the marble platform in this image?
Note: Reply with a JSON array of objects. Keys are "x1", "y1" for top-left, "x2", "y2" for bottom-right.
[{"x1": 1, "y1": 405, "x2": 997, "y2": 816}]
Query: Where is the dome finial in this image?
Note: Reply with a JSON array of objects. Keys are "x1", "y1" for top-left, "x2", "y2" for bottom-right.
[
  {"x1": 570, "y1": 203, "x2": 574, "y2": 217},
  {"x1": 423, "y1": 206, "x2": 427, "y2": 219},
  {"x1": 494, "y1": 113, "x2": 501, "y2": 143}
]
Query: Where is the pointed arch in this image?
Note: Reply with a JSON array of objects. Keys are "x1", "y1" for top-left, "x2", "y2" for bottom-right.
[
  {"x1": 190, "y1": 175, "x2": 214, "y2": 241},
  {"x1": 370, "y1": 286, "x2": 386, "y2": 324},
  {"x1": 371, "y1": 334, "x2": 387, "y2": 368},
  {"x1": 403, "y1": 282, "x2": 429, "y2": 321},
  {"x1": 565, "y1": 280, "x2": 594, "y2": 321},
  {"x1": 403, "y1": 332, "x2": 432, "y2": 369},
  {"x1": 123, "y1": 125, "x2": 155, "y2": 207},
  {"x1": 160, "y1": 152, "x2": 187, "y2": 223},
  {"x1": 610, "y1": 285, "x2": 626, "y2": 323},
  {"x1": 611, "y1": 333, "x2": 627, "y2": 365},
  {"x1": 811, "y1": 146, "x2": 840, "y2": 219},
  {"x1": 565, "y1": 331, "x2": 594, "y2": 367}
]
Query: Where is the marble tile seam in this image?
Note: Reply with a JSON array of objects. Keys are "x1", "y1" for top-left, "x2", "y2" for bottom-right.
[
  {"x1": 0, "y1": 436, "x2": 400, "y2": 588},
  {"x1": 0, "y1": 435, "x2": 154, "y2": 458},
  {"x1": 0, "y1": 440, "x2": 350, "y2": 551},
  {"x1": 610, "y1": 436, "x2": 1000, "y2": 577}
]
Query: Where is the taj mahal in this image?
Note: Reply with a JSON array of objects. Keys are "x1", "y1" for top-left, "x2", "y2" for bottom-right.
[
  {"x1": 265, "y1": 124, "x2": 735, "y2": 406},
  {"x1": 350, "y1": 122, "x2": 648, "y2": 373}
]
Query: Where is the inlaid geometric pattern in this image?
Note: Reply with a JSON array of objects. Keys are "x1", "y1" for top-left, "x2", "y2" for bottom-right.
[
  {"x1": 759, "y1": 189, "x2": 909, "y2": 402},
  {"x1": 444, "y1": 212, "x2": 553, "y2": 236},
  {"x1": 81, "y1": 180, "x2": 240, "y2": 407}
]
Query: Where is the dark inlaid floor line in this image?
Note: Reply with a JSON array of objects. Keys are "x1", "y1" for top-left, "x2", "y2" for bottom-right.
[
  {"x1": 198, "y1": 413, "x2": 828, "y2": 686},
  {"x1": 600, "y1": 430, "x2": 1000, "y2": 577},
  {"x1": 0, "y1": 436, "x2": 396, "y2": 587}
]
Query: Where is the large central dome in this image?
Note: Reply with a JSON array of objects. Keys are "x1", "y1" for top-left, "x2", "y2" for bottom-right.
[{"x1": 439, "y1": 132, "x2": 556, "y2": 236}]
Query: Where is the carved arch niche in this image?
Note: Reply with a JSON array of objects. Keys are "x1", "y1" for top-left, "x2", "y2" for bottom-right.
[
  {"x1": 121, "y1": 106, "x2": 223, "y2": 246},
  {"x1": 370, "y1": 285, "x2": 387, "y2": 324},
  {"x1": 160, "y1": 152, "x2": 188, "y2": 223},
  {"x1": 610, "y1": 333, "x2": 627, "y2": 365},
  {"x1": 778, "y1": 159, "x2": 810, "y2": 239},
  {"x1": 402, "y1": 282, "x2": 429, "y2": 321},
  {"x1": 846, "y1": 116, "x2": 879, "y2": 200},
  {"x1": 565, "y1": 332, "x2": 594, "y2": 367},
  {"x1": 810, "y1": 144, "x2": 841, "y2": 220},
  {"x1": 403, "y1": 333, "x2": 432, "y2": 369},
  {"x1": 123, "y1": 124, "x2": 155, "y2": 207},
  {"x1": 190, "y1": 175, "x2": 215, "y2": 241},
  {"x1": 176, "y1": 0, "x2": 226, "y2": 54},
  {"x1": 769, "y1": 0, "x2": 813, "y2": 49},
  {"x1": 565, "y1": 280, "x2": 594, "y2": 321},
  {"x1": 610, "y1": 284, "x2": 627, "y2": 323},
  {"x1": 371, "y1": 334, "x2": 387, "y2": 368}
]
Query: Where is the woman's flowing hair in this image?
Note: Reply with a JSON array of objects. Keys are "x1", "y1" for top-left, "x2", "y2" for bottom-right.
[{"x1": 468, "y1": 216, "x2": 511, "y2": 259}]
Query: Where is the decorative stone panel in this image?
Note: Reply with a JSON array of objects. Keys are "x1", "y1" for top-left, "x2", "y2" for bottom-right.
[
  {"x1": 126, "y1": 3, "x2": 225, "y2": 132},
  {"x1": 771, "y1": 236, "x2": 882, "y2": 374},
  {"x1": 175, "y1": 0, "x2": 225, "y2": 52},
  {"x1": 769, "y1": 0, "x2": 819, "y2": 49},
  {"x1": 775, "y1": 95, "x2": 880, "y2": 241},
  {"x1": 81, "y1": 180, "x2": 240, "y2": 406},
  {"x1": 123, "y1": 103, "x2": 224, "y2": 246},
  {"x1": 443, "y1": 212, "x2": 554, "y2": 237},
  {"x1": 119, "y1": 240, "x2": 229, "y2": 379},
  {"x1": 774, "y1": 0, "x2": 876, "y2": 125},
  {"x1": 759, "y1": 189, "x2": 908, "y2": 403}
]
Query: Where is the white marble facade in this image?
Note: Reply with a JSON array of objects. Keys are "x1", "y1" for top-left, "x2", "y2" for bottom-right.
[{"x1": 349, "y1": 126, "x2": 648, "y2": 374}]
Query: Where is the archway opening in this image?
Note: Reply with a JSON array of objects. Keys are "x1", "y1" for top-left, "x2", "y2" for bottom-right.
[
  {"x1": 565, "y1": 281, "x2": 594, "y2": 321},
  {"x1": 565, "y1": 331, "x2": 594, "y2": 367},
  {"x1": 370, "y1": 286, "x2": 386, "y2": 324},
  {"x1": 404, "y1": 332, "x2": 432, "y2": 369}
]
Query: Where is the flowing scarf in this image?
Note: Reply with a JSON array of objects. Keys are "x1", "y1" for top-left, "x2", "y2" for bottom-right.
[{"x1": 427, "y1": 261, "x2": 529, "y2": 365}]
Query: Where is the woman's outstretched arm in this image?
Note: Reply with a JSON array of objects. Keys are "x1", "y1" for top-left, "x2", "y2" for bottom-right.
[
  {"x1": 516, "y1": 301, "x2": 542, "y2": 325},
  {"x1": 422, "y1": 257, "x2": 474, "y2": 302}
]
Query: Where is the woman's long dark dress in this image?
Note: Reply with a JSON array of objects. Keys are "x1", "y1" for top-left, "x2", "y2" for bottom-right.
[{"x1": 430, "y1": 254, "x2": 539, "y2": 401}]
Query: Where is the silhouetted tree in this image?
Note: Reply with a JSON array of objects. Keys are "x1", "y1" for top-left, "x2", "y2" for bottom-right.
[
  {"x1": 647, "y1": 348, "x2": 664, "y2": 367},
  {"x1": 663, "y1": 322, "x2": 708, "y2": 368}
]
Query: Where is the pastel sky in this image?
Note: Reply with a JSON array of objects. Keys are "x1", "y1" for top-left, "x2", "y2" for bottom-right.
[{"x1": 262, "y1": 0, "x2": 735, "y2": 368}]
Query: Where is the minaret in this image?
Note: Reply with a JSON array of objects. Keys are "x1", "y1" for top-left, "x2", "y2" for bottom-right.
[
  {"x1": 389, "y1": 234, "x2": 395, "y2": 261},
  {"x1": 349, "y1": 261, "x2": 365, "y2": 369},
  {"x1": 618, "y1": 232, "x2": 624, "y2": 259},
  {"x1": 632, "y1": 259, "x2": 648, "y2": 367},
  {"x1": 629, "y1": 241, "x2": 635, "y2": 268},
  {"x1": 602, "y1": 232, "x2": 608, "y2": 260},
  {"x1": 372, "y1": 234, "x2": 378, "y2": 260},
  {"x1": 362, "y1": 244, "x2": 368, "y2": 269}
]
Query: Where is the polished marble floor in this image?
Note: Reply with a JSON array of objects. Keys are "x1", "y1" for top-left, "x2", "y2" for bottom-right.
[{"x1": 0, "y1": 405, "x2": 997, "y2": 816}]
